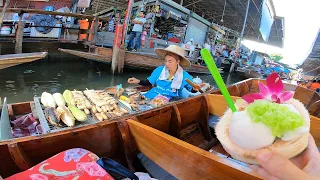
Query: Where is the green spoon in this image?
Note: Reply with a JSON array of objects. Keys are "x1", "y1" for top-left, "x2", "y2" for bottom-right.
[{"x1": 200, "y1": 49, "x2": 237, "y2": 113}]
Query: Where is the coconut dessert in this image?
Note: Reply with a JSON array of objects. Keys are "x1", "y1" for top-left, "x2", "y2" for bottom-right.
[{"x1": 215, "y1": 73, "x2": 310, "y2": 164}]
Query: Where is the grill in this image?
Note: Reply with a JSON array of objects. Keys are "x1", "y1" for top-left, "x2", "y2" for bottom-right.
[{"x1": 34, "y1": 94, "x2": 136, "y2": 134}]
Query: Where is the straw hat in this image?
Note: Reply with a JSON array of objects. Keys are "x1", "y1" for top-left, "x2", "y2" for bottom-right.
[{"x1": 155, "y1": 45, "x2": 191, "y2": 68}]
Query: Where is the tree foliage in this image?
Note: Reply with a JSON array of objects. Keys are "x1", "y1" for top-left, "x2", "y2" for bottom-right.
[{"x1": 270, "y1": 53, "x2": 283, "y2": 62}]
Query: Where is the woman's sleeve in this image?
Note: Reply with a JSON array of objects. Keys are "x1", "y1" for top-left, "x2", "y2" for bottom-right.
[
  {"x1": 147, "y1": 66, "x2": 163, "y2": 85},
  {"x1": 138, "y1": 79, "x2": 152, "y2": 86},
  {"x1": 183, "y1": 71, "x2": 194, "y2": 91}
]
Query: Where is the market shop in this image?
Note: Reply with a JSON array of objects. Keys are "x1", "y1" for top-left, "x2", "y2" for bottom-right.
[{"x1": 132, "y1": 0, "x2": 190, "y2": 48}]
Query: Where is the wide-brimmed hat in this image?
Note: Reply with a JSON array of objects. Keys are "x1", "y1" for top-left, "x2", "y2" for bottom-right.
[{"x1": 155, "y1": 45, "x2": 191, "y2": 68}]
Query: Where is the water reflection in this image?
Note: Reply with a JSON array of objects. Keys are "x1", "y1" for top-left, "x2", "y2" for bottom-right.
[{"x1": 0, "y1": 58, "x2": 245, "y2": 103}]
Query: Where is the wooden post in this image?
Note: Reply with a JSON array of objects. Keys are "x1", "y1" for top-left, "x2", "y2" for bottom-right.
[
  {"x1": 111, "y1": 24, "x2": 123, "y2": 74},
  {"x1": 86, "y1": 20, "x2": 93, "y2": 42},
  {"x1": 15, "y1": 13, "x2": 24, "y2": 54},
  {"x1": 89, "y1": 17, "x2": 99, "y2": 52},
  {"x1": 0, "y1": 0, "x2": 11, "y2": 28}
]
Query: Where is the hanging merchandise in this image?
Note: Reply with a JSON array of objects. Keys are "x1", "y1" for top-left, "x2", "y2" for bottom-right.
[
  {"x1": 165, "y1": 11, "x2": 182, "y2": 21},
  {"x1": 77, "y1": 0, "x2": 91, "y2": 8},
  {"x1": 173, "y1": 26, "x2": 186, "y2": 38}
]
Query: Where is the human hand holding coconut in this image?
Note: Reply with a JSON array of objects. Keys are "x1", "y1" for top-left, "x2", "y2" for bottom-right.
[
  {"x1": 215, "y1": 73, "x2": 320, "y2": 178},
  {"x1": 249, "y1": 134, "x2": 320, "y2": 180}
]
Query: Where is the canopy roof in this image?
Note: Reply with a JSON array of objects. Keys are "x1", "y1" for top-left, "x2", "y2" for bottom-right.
[
  {"x1": 170, "y1": 0, "x2": 283, "y2": 47},
  {"x1": 299, "y1": 30, "x2": 320, "y2": 76}
]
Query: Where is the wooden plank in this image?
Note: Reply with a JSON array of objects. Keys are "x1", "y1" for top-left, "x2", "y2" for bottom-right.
[
  {"x1": 117, "y1": 120, "x2": 135, "y2": 172},
  {"x1": 136, "y1": 106, "x2": 173, "y2": 134},
  {"x1": 170, "y1": 104, "x2": 182, "y2": 137},
  {"x1": 307, "y1": 93, "x2": 320, "y2": 110},
  {"x1": 236, "y1": 81, "x2": 249, "y2": 96},
  {"x1": 7, "y1": 142, "x2": 32, "y2": 170},
  {"x1": 10, "y1": 101, "x2": 31, "y2": 116},
  {"x1": 310, "y1": 115, "x2": 320, "y2": 147},
  {"x1": 127, "y1": 120, "x2": 260, "y2": 180},
  {"x1": 0, "y1": 8, "x2": 108, "y2": 21},
  {"x1": 293, "y1": 86, "x2": 315, "y2": 107},
  {"x1": 0, "y1": 142, "x2": 20, "y2": 178},
  {"x1": 308, "y1": 100, "x2": 320, "y2": 119},
  {"x1": 249, "y1": 79, "x2": 260, "y2": 93},
  {"x1": 207, "y1": 94, "x2": 240, "y2": 116},
  {"x1": 16, "y1": 121, "x2": 128, "y2": 168},
  {"x1": 227, "y1": 85, "x2": 240, "y2": 97}
]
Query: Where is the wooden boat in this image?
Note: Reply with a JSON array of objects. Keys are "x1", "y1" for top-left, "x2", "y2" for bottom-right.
[
  {"x1": 235, "y1": 67, "x2": 247, "y2": 78},
  {"x1": 58, "y1": 47, "x2": 211, "y2": 74},
  {"x1": 0, "y1": 78, "x2": 319, "y2": 179},
  {"x1": 244, "y1": 69, "x2": 263, "y2": 79},
  {"x1": 0, "y1": 52, "x2": 48, "y2": 70}
]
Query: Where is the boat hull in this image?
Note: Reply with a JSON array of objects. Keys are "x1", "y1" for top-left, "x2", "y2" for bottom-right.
[
  {"x1": 244, "y1": 70, "x2": 263, "y2": 79},
  {"x1": 0, "y1": 52, "x2": 48, "y2": 70},
  {"x1": 0, "y1": 78, "x2": 319, "y2": 179},
  {"x1": 59, "y1": 47, "x2": 211, "y2": 74}
]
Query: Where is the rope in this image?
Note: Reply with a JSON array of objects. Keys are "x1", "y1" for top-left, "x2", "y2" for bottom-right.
[{"x1": 221, "y1": 0, "x2": 227, "y2": 22}]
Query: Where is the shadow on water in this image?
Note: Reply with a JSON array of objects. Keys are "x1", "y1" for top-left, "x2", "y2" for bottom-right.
[{"x1": 0, "y1": 57, "x2": 245, "y2": 103}]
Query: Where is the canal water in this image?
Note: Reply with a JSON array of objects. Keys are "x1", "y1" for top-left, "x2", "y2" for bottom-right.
[{"x1": 0, "y1": 57, "x2": 245, "y2": 103}]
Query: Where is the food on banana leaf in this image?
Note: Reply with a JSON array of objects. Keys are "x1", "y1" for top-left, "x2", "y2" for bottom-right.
[
  {"x1": 68, "y1": 104, "x2": 87, "y2": 122},
  {"x1": 56, "y1": 106, "x2": 75, "y2": 127},
  {"x1": 41, "y1": 92, "x2": 56, "y2": 108},
  {"x1": 63, "y1": 90, "x2": 73, "y2": 105},
  {"x1": 53, "y1": 93, "x2": 65, "y2": 107}
]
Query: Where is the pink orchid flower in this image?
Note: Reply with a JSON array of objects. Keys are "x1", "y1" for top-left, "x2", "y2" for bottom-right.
[{"x1": 242, "y1": 73, "x2": 294, "y2": 104}]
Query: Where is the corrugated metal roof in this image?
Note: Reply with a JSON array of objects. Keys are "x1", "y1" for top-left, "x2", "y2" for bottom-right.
[
  {"x1": 172, "y1": 0, "x2": 284, "y2": 47},
  {"x1": 299, "y1": 30, "x2": 320, "y2": 76}
]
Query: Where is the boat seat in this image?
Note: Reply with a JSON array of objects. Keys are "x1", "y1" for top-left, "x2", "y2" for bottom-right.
[
  {"x1": 137, "y1": 153, "x2": 178, "y2": 180},
  {"x1": 172, "y1": 95, "x2": 217, "y2": 150}
]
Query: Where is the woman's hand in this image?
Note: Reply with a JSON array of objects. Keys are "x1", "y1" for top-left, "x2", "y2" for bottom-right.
[
  {"x1": 128, "y1": 77, "x2": 140, "y2": 84},
  {"x1": 249, "y1": 134, "x2": 320, "y2": 180}
]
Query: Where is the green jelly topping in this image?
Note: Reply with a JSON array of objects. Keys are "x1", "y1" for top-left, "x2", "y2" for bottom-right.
[{"x1": 247, "y1": 100, "x2": 304, "y2": 137}]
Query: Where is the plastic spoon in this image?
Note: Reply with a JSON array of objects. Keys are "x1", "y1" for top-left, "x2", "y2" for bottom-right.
[{"x1": 200, "y1": 49, "x2": 237, "y2": 112}]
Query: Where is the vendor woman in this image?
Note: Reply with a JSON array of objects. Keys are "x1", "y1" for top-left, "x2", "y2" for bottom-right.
[{"x1": 128, "y1": 45, "x2": 198, "y2": 100}]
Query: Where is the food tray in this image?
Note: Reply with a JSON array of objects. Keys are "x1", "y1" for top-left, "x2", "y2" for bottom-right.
[
  {"x1": 34, "y1": 97, "x2": 99, "y2": 133},
  {"x1": 116, "y1": 99, "x2": 134, "y2": 114}
]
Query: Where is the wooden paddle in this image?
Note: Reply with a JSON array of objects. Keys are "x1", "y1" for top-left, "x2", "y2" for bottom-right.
[{"x1": 186, "y1": 78, "x2": 204, "y2": 93}]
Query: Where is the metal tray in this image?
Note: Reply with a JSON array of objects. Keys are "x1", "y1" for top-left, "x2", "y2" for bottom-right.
[{"x1": 34, "y1": 97, "x2": 99, "y2": 133}]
